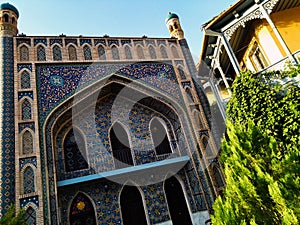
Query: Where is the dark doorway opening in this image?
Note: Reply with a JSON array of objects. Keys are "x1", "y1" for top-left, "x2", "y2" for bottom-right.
[
  {"x1": 165, "y1": 176, "x2": 193, "y2": 225},
  {"x1": 121, "y1": 185, "x2": 147, "y2": 225},
  {"x1": 110, "y1": 123, "x2": 134, "y2": 168}
]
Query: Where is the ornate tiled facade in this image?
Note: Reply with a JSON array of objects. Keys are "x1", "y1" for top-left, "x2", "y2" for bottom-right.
[{"x1": 0, "y1": 3, "x2": 225, "y2": 225}]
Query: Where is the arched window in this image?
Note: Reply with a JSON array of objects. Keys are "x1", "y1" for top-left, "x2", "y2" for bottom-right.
[
  {"x1": 121, "y1": 186, "x2": 147, "y2": 225},
  {"x1": 25, "y1": 207, "x2": 37, "y2": 225},
  {"x1": 69, "y1": 193, "x2": 96, "y2": 225},
  {"x1": 22, "y1": 99, "x2": 32, "y2": 120},
  {"x1": 110, "y1": 123, "x2": 133, "y2": 169},
  {"x1": 149, "y1": 45, "x2": 156, "y2": 59},
  {"x1": 37, "y1": 45, "x2": 46, "y2": 61},
  {"x1": 193, "y1": 110, "x2": 204, "y2": 130},
  {"x1": 22, "y1": 130, "x2": 33, "y2": 154},
  {"x1": 20, "y1": 70, "x2": 31, "y2": 89},
  {"x1": 3, "y1": 14, "x2": 9, "y2": 23},
  {"x1": 178, "y1": 66, "x2": 186, "y2": 80},
  {"x1": 150, "y1": 118, "x2": 172, "y2": 155},
  {"x1": 20, "y1": 45, "x2": 29, "y2": 61},
  {"x1": 111, "y1": 45, "x2": 120, "y2": 60},
  {"x1": 68, "y1": 45, "x2": 77, "y2": 60},
  {"x1": 202, "y1": 136, "x2": 214, "y2": 157},
  {"x1": 185, "y1": 88, "x2": 194, "y2": 103},
  {"x1": 12, "y1": 17, "x2": 15, "y2": 24},
  {"x1": 213, "y1": 166, "x2": 224, "y2": 189},
  {"x1": 160, "y1": 45, "x2": 168, "y2": 58},
  {"x1": 164, "y1": 177, "x2": 193, "y2": 225},
  {"x1": 174, "y1": 22, "x2": 178, "y2": 29},
  {"x1": 63, "y1": 129, "x2": 88, "y2": 172},
  {"x1": 124, "y1": 45, "x2": 132, "y2": 59},
  {"x1": 83, "y1": 45, "x2": 92, "y2": 60},
  {"x1": 53, "y1": 45, "x2": 62, "y2": 61},
  {"x1": 136, "y1": 45, "x2": 145, "y2": 59},
  {"x1": 23, "y1": 166, "x2": 35, "y2": 194},
  {"x1": 171, "y1": 46, "x2": 179, "y2": 58},
  {"x1": 98, "y1": 45, "x2": 106, "y2": 60}
]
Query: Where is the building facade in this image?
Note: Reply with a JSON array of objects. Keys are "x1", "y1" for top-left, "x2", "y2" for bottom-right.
[
  {"x1": 198, "y1": 0, "x2": 300, "y2": 118},
  {"x1": 0, "y1": 4, "x2": 224, "y2": 225}
]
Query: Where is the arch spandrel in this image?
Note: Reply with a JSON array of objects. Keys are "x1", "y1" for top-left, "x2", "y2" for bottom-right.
[{"x1": 36, "y1": 62, "x2": 184, "y2": 125}]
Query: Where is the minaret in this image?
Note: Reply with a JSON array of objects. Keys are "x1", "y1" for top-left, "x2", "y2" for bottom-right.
[
  {"x1": 0, "y1": 2, "x2": 18, "y2": 216},
  {"x1": 165, "y1": 12, "x2": 184, "y2": 40},
  {"x1": 0, "y1": 3, "x2": 18, "y2": 36}
]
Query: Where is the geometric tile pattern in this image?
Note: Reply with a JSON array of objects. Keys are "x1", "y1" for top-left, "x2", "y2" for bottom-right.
[
  {"x1": 18, "y1": 91, "x2": 33, "y2": 100},
  {"x1": 17, "y1": 63, "x2": 32, "y2": 72},
  {"x1": 0, "y1": 37, "x2": 15, "y2": 216},
  {"x1": 23, "y1": 166, "x2": 35, "y2": 194},
  {"x1": 20, "y1": 71, "x2": 31, "y2": 89},
  {"x1": 20, "y1": 195, "x2": 39, "y2": 207},
  {"x1": 25, "y1": 206, "x2": 37, "y2": 225},
  {"x1": 34, "y1": 39, "x2": 47, "y2": 46},
  {"x1": 54, "y1": 94, "x2": 180, "y2": 180},
  {"x1": 36, "y1": 62, "x2": 182, "y2": 124},
  {"x1": 58, "y1": 171, "x2": 192, "y2": 225},
  {"x1": 18, "y1": 122, "x2": 35, "y2": 133},
  {"x1": 20, "y1": 157, "x2": 37, "y2": 170}
]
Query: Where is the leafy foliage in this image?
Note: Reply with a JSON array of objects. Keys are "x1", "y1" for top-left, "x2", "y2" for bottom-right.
[
  {"x1": 211, "y1": 65, "x2": 300, "y2": 225},
  {"x1": 0, "y1": 205, "x2": 27, "y2": 225}
]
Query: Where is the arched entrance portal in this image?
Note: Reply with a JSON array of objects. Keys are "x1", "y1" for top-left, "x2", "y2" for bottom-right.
[
  {"x1": 120, "y1": 185, "x2": 147, "y2": 225},
  {"x1": 69, "y1": 193, "x2": 96, "y2": 225},
  {"x1": 165, "y1": 176, "x2": 193, "y2": 225}
]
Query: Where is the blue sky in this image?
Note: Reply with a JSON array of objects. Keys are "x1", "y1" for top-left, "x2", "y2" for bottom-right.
[{"x1": 6, "y1": 0, "x2": 236, "y2": 61}]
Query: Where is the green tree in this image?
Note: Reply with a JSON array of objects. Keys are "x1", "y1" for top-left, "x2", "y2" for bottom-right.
[
  {"x1": 211, "y1": 65, "x2": 300, "y2": 225},
  {"x1": 0, "y1": 205, "x2": 28, "y2": 225}
]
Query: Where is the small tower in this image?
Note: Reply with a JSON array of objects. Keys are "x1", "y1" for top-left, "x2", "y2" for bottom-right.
[
  {"x1": 0, "y1": 3, "x2": 19, "y2": 36},
  {"x1": 165, "y1": 12, "x2": 184, "y2": 40},
  {"x1": 0, "y1": 2, "x2": 18, "y2": 216}
]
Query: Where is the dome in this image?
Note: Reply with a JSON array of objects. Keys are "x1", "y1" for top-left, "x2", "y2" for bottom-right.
[
  {"x1": 165, "y1": 12, "x2": 179, "y2": 23},
  {"x1": 0, "y1": 3, "x2": 19, "y2": 18}
]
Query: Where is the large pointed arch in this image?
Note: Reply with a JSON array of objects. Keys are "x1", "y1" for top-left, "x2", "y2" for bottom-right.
[{"x1": 69, "y1": 192, "x2": 96, "y2": 225}]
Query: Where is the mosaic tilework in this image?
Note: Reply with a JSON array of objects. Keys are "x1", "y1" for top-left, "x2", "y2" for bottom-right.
[
  {"x1": 50, "y1": 39, "x2": 63, "y2": 46},
  {"x1": 80, "y1": 39, "x2": 92, "y2": 46},
  {"x1": 18, "y1": 91, "x2": 33, "y2": 100},
  {"x1": 54, "y1": 94, "x2": 180, "y2": 180},
  {"x1": 34, "y1": 39, "x2": 47, "y2": 46},
  {"x1": 108, "y1": 40, "x2": 119, "y2": 46},
  {"x1": 20, "y1": 71, "x2": 31, "y2": 89},
  {"x1": 20, "y1": 157, "x2": 37, "y2": 170},
  {"x1": 36, "y1": 62, "x2": 182, "y2": 124},
  {"x1": 20, "y1": 196, "x2": 39, "y2": 208},
  {"x1": 23, "y1": 167, "x2": 35, "y2": 194},
  {"x1": 42, "y1": 89, "x2": 191, "y2": 224},
  {"x1": 58, "y1": 171, "x2": 191, "y2": 225},
  {"x1": 18, "y1": 122, "x2": 35, "y2": 133},
  {"x1": 94, "y1": 39, "x2": 106, "y2": 46},
  {"x1": 142, "y1": 182, "x2": 170, "y2": 224},
  {"x1": 17, "y1": 64, "x2": 32, "y2": 72},
  {"x1": 65, "y1": 39, "x2": 78, "y2": 46},
  {"x1": 17, "y1": 38, "x2": 31, "y2": 46},
  {"x1": 0, "y1": 37, "x2": 15, "y2": 215},
  {"x1": 121, "y1": 40, "x2": 131, "y2": 46}
]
